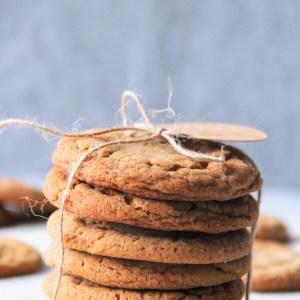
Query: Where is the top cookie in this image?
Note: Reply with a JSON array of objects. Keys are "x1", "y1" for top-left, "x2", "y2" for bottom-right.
[{"x1": 52, "y1": 132, "x2": 262, "y2": 201}]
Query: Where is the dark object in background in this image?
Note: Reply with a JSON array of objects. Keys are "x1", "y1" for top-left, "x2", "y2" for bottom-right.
[
  {"x1": 0, "y1": 178, "x2": 56, "y2": 226},
  {"x1": 0, "y1": 205, "x2": 14, "y2": 226},
  {"x1": 256, "y1": 215, "x2": 290, "y2": 242}
]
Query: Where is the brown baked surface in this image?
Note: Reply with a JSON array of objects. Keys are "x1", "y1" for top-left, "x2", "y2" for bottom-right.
[
  {"x1": 51, "y1": 133, "x2": 262, "y2": 201},
  {"x1": 44, "y1": 167, "x2": 258, "y2": 233},
  {"x1": 46, "y1": 243, "x2": 250, "y2": 290},
  {"x1": 44, "y1": 273, "x2": 245, "y2": 300},
  {"x1": 47, "y1": 210, "x2": 252, "y2": 264}
]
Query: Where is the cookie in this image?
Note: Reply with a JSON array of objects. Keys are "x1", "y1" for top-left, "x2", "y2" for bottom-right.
[
  {"x1": 256, "y1": 215, "x2": 290, "y2": 242},
  {"x1": 44, "y1": 167, "x2": 258, "y2": 233},
  {"x1": 51, "y1": 132, "x2": 262, "y2": 201},
  {"x1": 0, "y1": 237, "x2": 42, "y2": 277},
  {"x1": 44, "y1": 273, "x2": 245, "y2": 300},
  {"x1": 46, "y1": 243, "x2": 250, "y2": 290},
  {"x1": 0, "y1": 178, "x2": 55, "y2": 215},
  {"x1": 252, "y1": 240, "x2": 300, "y2": 291},
  {"x1": 48, "y1": 210, "x2": 252, "y2": 264}
]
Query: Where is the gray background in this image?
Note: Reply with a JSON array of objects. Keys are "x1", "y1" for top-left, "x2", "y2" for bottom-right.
[{"x1": 0, "y1": 0, "x2": 299, "y2": 191}]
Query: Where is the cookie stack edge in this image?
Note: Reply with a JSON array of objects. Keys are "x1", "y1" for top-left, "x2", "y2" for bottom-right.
[{"x1": 43, "y1": 134, "x2": 262, "y2": 300}]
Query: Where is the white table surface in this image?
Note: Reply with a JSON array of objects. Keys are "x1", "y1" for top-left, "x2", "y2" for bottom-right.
[{"x1": 0, "y1": 188, "x2": 299, "y2": 300}]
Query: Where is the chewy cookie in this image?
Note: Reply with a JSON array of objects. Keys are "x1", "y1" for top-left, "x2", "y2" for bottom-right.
[
  {"x1": 0, "y1": 237, "x2": 42, "y2": 277},
  {"x1": 44, "y1": 273, "x2": 245, "y2": 300},
  {"x1": 48, "y1": 210, "x2": 252, "y2": 264},
  {"x1": 256, "y1": 215, "x2": 290, "y2": 242},
  {"x1": 0, "y1": 178, "x2": 55, "y2": 215},
  {"x1": 44, "y1": 168, "x2": 258, "y2": 233},
  {"x1": 52, "y1": 133, "x2": 262, "y2": 201},
  {"x1": 252, "y1": 240, "x2": 300, "y2": 291},
  {"x1": 46, "y1": 243, "x2": 250, "y2": 290}
]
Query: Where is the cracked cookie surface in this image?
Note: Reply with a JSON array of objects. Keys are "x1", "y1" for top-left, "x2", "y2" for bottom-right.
[
  {"x1": 51, "y1": 132, "x2": 262, "y2": 201},
  {"x1": 48, "y1": 210, "x2": 252, "y2": 264},
  {"x1": 44, "y1": 167, "x2": 258, "y2": 233},
  {"x1": 46, "y1": 243, "x2": 250, "y2": 290},
  {"x1": 44, "y1": 273, "x2": 245, "y2": 300}
]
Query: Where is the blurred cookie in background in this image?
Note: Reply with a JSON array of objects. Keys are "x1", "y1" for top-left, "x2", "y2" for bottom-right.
[
  {"x1": 0, "y1": 178, "x2": 56, "y2": 220},
  {"x1": 0, "y1": 237, "x2": 42, "y2": 277},
  {"x1": 252, "y1": 240, "x2": 300, "y2": 292},
  {"x1": 256, "y1": 215, "x2": 290, "y2": 243}
]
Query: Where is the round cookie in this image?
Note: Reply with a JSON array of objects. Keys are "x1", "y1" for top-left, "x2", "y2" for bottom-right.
[
  {"x1": 44, "y1": 167, "x2": 258, "y2": 233},
  {"x1": 46, "y1": 243, "x2": 251, "y2": 290},
  {"x1": 0, "y1": 237, "x2": 42, "y2": 277},
  {"x1": 256, "y1": 215, "x2": 290, "y2": 242},
  {"x1": 48, "y1": 210, "x2": 252, "y2": 264},
  {"x1": 44, "y1": 273, "x2": 245, "y2": 300},
  {"x1": 51, "y1": 132, "x2": 262, "y2": 201},
  {"x1": 252, "y1": 240, "x2": 300, "y2": 291},
  {"x1": 0, "y1": 178, "x2": 55, "y2": 216}
]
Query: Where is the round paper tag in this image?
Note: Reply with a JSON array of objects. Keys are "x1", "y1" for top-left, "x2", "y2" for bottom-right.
[{"x1": 160, "y1": 122, "x2": 268, "y2": 142}]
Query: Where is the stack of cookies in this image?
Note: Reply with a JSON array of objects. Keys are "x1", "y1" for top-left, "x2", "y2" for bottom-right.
[{"x1": 43, "y1": 132, "x2": 261, "y2": 300}]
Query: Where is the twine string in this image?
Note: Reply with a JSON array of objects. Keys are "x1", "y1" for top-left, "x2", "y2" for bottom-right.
[
  {"x1": 245, "y1": 189, "x2": 262, "y2": 300},
  {"x1": 121, "y1": 91, "x2": 225, "y2": 162},
  {"x1": 0, "y1": 119, "x2": 146, "y2": 138},
  {"x1": 160, "y1": 131, "x2": 225, "y2": 162},
  {"x1": 121, "y1": 90, "x2": 154, "y2": 130},
  {"x1": 0, "y1": 92, "x2": 225, "y2": 163}
]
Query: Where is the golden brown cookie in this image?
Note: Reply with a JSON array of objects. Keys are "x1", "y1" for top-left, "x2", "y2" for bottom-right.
[
  {"x1": 0, "y1": 237, "x2": 42, "y2": 277},
  {"x1": 252, "y1": 240, "x2": 300, "y2": 291},
  {"x1": 46, "y1": 243, "x2": 250, "y2": 290},
  {"x1": 48, "y1": 210, "x2": 252, "y2": 264},
  {"x1": 51, "y1": 132, "x2": 262, "y2": 201},
  {"x1": 44, "y1": 273, "x2": 245, "y2": 300},
  {"x1": 44, "y1": 167, "x2": 258, "y2": 233},
  {"x1": 0, "y1": 178, "x2": 55, "y2": 216},
  {"x1": 256, "y1": 215, "x2": 290, "y2": 242}
]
